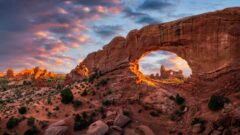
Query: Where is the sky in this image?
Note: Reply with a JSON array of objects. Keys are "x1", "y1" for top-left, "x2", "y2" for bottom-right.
[
  {"x1": 139, "y1": 51, "x2": 192, "y2": 77},
  {"x1": 0, "y1": 0, "x2": 239, "y2": 73}
]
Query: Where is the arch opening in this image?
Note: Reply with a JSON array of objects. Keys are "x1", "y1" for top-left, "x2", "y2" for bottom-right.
[{"x1": 130, "y1": 50, "x2": 192, "y2": 86}]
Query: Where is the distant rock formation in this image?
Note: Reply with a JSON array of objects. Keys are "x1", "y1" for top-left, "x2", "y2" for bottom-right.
[
  {"x1": 3, "y1": 67, "x2": 59, "y2": 80},
  {"x1": 6, "y1": 69, "x2": 14, "y2": 78},
  {"x1": 149, "y1": 65, "x2": 184, "y2": 80},
  {"x1": 0, "y1": 72, "x2": 4, "y2": 77}
]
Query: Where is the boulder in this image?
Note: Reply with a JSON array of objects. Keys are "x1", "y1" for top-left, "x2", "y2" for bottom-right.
[
  {"x1": 45, "y1": 126, "x2": 68, "y2": 135},
  {"x1": 87, "y1": 120, "x2": 109, "y2": 135},
  {"x1": 124, "y1": 128, "x2": 138, "y2": 135},
  {"x1": 109, "y1": 126, "x2": 122, "y2": 135},
  {"x1": 45, "y1": 120, "x2": 68, "y2": 135},
  {"x1": 113, "y1": 112, "x2": 131, "y2": 127},
  {"x1": 49, "y1": 120, "x2": 66, "y2": 127},
  {"x1": 192, "y1": 124, "x2": 203, "y2": 133},
  {"x1": 136, "y1": 125, "x2": 155, "y2": 135}
]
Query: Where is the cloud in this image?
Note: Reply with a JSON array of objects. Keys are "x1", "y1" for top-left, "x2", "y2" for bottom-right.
[
  {"x1": 93, "y1": 25, "x2": 123, "y2": 38},
  {"x1": 136, "y1": 16, "x2": 159, "y2": 24},
  {"x1": 138, "y1": 0, "x2": 174, "y2": 11},
  {"x1": 0, "y1": 0, "x2": 123, "y2": 72},
  {"x1": 123, "y1": 7, "x2": 159, "y2": 24}
]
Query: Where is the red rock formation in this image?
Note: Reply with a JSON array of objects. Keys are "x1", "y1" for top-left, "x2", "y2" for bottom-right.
[
  {"x1": 0, "y1": 72, "x2": 5, "y2": 77},
  {"x1": 15, "y1": 67, "x2": 57, "y2": 80},
  {"x1": 68, "y1": 8, "x2": 240, "y2": 86},
  {"x1": 6, "y1": 69, "x2": 14, "y2": 78}
]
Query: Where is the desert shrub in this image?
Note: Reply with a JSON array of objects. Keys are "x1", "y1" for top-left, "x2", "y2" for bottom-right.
[
  {"x1": 92, "y1": 91, "x2": 96, "y2": 96},
  {"x1": 175, "y1": 94, "x2": 185, "y2": 105},
  {"x1": 103, "y1": 89, "x2": 112, "y2": 96},
  {"x1": 27, "y1": 117, "x2": 35, "y2": 126},
  {"x1": 98, "y1": 106, "x2": 105, "y2": 114},
  {"x1": 74, "y1": 112, "x2": 94, "y2": 131},
  {"x1": 18, "y1": 106, "x2": 27, "y2": 114},
  {"x1": 88, "y1": 71, "x2": 101, "y2": 83},
  {"x1": 73, "y1": 100, "x2": 82, "y2": 108},
  {"x1": 0, "y1": 79, "x2": 9, "y2": 86},
  {"x1": 47, "y1": 111, "x2": 52, "y2": 117},
  {"x1": 208, "y1": 95, "x2": 229, "y2": 111},
  {"x1": 57, "y1": 84, "x2": 64, "y2": 90},
  {"x1": 24, "y1": 126, "x2": 38, "y2": 135},
  {"x1": 123, "y1": 110, "x2": 130, "y2": 116},
  {"x1": 149, "y1": 110, "x2": 160, "y2": 117},
  {"x1": 97, "y1": 79, "x2": 108, "y2": 87},
  {"x1": 47, "y1": 96, "x2": 52, "y2": 105},
  {"x1": 3, "y1": 132, "x2": 10, "y2": 135},
  {"x1": 102, "y1": 99, "x2": 114, "y2": 106},
  {"x1": 170, "y1": 110, "x2": 184, "y2": 121},
  {"x1": 23, "y1": 81, "x2": 31, "y2": 85},
  {"x1": 61, "y1": 88, "x2": 74, "y2": 104},
  {"x1": 39, "y1": 121, "x2": 48, "y2": 129},
  {"x1": 81, "y1": 90, "x2": 88, "y2": 96},
  {"x1": 191, "y1": 117, "x2": 205, "y2": 126},
  {"x1": 7, "y1": 117, "x2": 19, "y2": 129}
]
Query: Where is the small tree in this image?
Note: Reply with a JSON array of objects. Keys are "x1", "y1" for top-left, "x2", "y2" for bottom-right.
[
  {"x1": 18, "y1": 106, "x2": 27, "y2": 114},
  {"x1": 73, "y1": 100, "x2": 82, "y2": 108},
  {"x1": 7, "y1": 117, "x2": 19, "y2": 129},
  {"x1": 208, "y1": 95, "x2": 229, "y2": 111},
  {"x1": 81, "y1": 90, "x2": 88, "y2": 96},
  {"x1": 61, "y1": 88, "x2": 74, "y2": 104},
  {"x1": 24, "y1": 126, "x2": 38, "y2": 135},
  {"x1": 27, "y1": 117, "x2": 35, "y2": 126},
  {"x1": 175, "y1": 94, "x2": 185, "y2": 105}
]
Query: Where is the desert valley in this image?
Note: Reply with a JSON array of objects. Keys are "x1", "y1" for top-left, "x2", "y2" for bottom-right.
[{"x1": 0, "y1": 4, "x2": 240, "y2": 135}]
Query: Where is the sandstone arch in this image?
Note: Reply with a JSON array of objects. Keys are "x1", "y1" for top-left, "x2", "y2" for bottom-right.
[{"x1": 68, "y1": 8, "x2": 240, "y2": 85}]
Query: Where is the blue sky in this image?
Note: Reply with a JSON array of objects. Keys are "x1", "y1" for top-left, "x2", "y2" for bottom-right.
[{"x1": 0, "y1": 0, "x2": 239, "y2": 73}]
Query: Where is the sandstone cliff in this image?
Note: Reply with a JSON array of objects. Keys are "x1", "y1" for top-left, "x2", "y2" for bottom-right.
[{"x1": 68, "y1": 8, "x2": 240, "y2": 86}]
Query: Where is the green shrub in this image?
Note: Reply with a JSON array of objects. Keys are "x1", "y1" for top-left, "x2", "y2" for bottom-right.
[
  {"x1": 7, "y1": 117, "x2": 19, "y2": 129},
  {"x1": 73, "y1": 100, "x2": 82, "y2": 108},
  {"x1": 97, "y1": 79, "x2": 108, "y2": 86},
  {"x1": 191, "y1": 117, "x2": 205, "y2": 126},
  {"x1": 24, "y1": 126, "x2": 38, "y2": 135},
  {"x1": 170, "y1": 110, "x2": 184, "y2": 121},
  {"x1": 47, "y1": 96, "x2": 52, "y2": 105},
  {"x1": 123, "y1": 110, "x2": 130, "y2": 116},
  {"x1": 175, "y1": 94, "x2": 185, "y2": 105},
  {"x1": 208, "y1": 95, "x2": 229, "y2": 111},
  {"x1": 88, "y1": 71, "x2": 101, "y2": 83},
  {"x1": 61, "y1": 88, "x2": 74, "y2": 104},
  {"x1": 81, "y1": 90, "x2": 88, "y2": 96},
  {"x1": 98, "y1": 106, "x2": 105, "y2": 114},
  {"x1": 27, "y1": 117, "x2": 35, "y2": 126},
  {"x1": 18, "y1": 106, "x2": 27, "y2": 114},
  {"x1": 149, "y1": 110, "x2": 160, "y2": 117},
  {"x1": 23, "y1": 81, "x2": 31, "y2": 85},
  {"x1": 74, "y1": 112, "x2": 94, "y2": 131},
  {"x1": 102, "y1": 100, "x2": 114, "y2": 106}
]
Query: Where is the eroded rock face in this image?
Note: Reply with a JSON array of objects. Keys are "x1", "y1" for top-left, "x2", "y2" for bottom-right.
[{"x1": 68, "y1": 8, "x2": 240, "y2": 84}]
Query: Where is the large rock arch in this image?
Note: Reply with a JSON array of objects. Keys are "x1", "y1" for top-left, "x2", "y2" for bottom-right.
[{"x1": 68, "y1": 8, "x2": 240, "y2": 85}]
